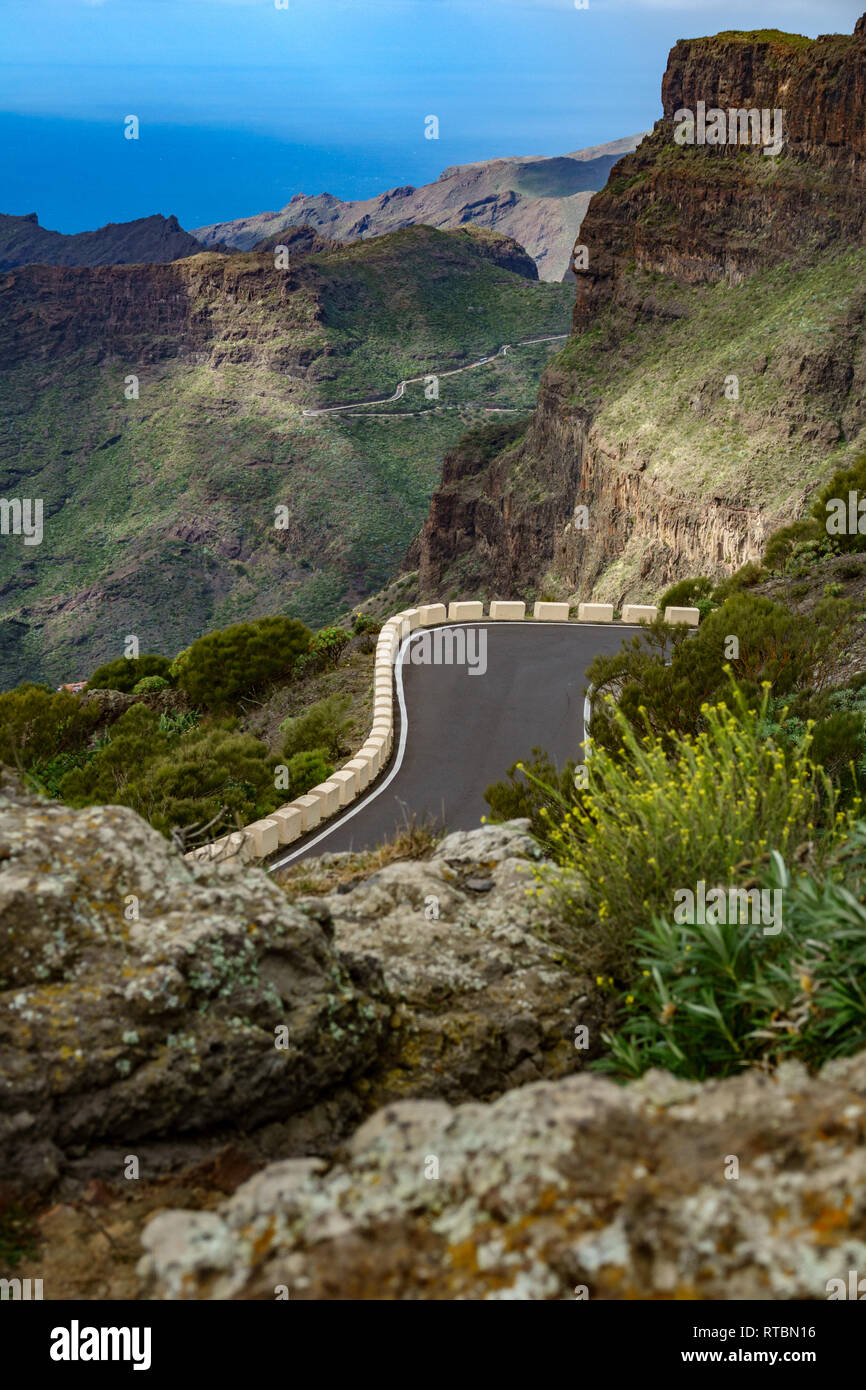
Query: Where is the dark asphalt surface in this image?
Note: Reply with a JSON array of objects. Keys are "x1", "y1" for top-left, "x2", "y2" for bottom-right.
[{"x1": 271, "y1": 622, "x2": 642, "y2": 868}]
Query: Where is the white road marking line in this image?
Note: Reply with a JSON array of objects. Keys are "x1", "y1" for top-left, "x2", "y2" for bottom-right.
[{"x1": 267, "y1": 621, "x2": 638, "y2": 872}]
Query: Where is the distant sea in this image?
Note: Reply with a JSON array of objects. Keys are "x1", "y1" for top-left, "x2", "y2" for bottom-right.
[{"x1": 0, "y1": 111, "x2": 571, "y2": 236}]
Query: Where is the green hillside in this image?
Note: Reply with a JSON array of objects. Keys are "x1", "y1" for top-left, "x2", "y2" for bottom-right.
[{"x1": 0, "y1": 225, "x2": 572, "y2": 688}]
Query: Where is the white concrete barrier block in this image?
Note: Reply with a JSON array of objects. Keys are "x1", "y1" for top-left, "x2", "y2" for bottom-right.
[
  {"x1": 448, "y1": 601, "x2": 484, "y2": 622},
  {"x1": 664, "y1": 606, "x2": 701, "y2": 626},
  {"x1": 330, "y1": 768, "x2": 358, "y2": 806},
  {"x1": 311, "y1": 781, "x2": 342, "y2": 818},
  {"x1": 358, "y1": 743, "x2": 381, "y2": 777},
  {"x1": 399, "y1": 608, "x2": 421, "y2": 631},
  {"x1": 344, "y1": 756, "x2": 372, "y2": 791},
  {"x1": 621, "y1": 604, "x2": 658, "y2": 624},
  {"x1": 294, "y1": 794, "x2": 322, "y2": 832},
  {"x1": 533, "y1": 601, "x2": 570, "y2": 621},
  {"x1": 489, "y1": 600, "x2": 526, "y2": 621},
  {"x1": 578, "y1": 603, "x2": 615, "y2": 622},
  {"x1": 248, "y1": 818, "x2": 280, "y2": 858},
  {"x1": 418, "y1": 603, "x2": 447, "y2": 627},
  {"x1": 272, "y1": 806, "x2": 304, "y2": 846}
]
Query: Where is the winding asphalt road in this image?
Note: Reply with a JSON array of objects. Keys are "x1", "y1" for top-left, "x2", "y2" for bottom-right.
[
  {"x1": 301, "y1": 335, "x2": 568, "y2": 417},
  {"x1": 270, "y1": 620, "x2": 642, "y2": 869}
]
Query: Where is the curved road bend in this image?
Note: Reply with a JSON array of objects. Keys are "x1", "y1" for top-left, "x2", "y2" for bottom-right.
[
  {"x1": 270, "y1": 621, "x2": 643, "y2": 870},
  {"x1": 302, "y1": 335, "x2": 569, "y2": 417}
]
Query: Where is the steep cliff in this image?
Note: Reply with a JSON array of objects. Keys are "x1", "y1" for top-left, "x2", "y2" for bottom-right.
[{"x1": 415, "y1": 18, "x2": 866, "y2": 606}]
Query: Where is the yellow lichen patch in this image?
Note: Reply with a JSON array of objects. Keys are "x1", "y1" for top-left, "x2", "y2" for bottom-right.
[
  {"x1": 447, "y1": 1236, "x2": 482, "y2": 1275},
  {"x1": 251, "y1": 1216, "x2": 276, "y2": 1264},
  {"x1": 810, "y1": 1196, "x2": 852, "y2": 1243}
]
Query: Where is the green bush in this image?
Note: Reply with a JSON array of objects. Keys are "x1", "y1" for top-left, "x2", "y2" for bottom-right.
[
  {"x1": 658, "y1": 576, "x2": 712, "y2": 611},
  {"x1": 596, "y1": 820, "x2": 866, "y2": 1080},
  {"x1": 169, "y1": 647, "x2": 190, "y2": 681},
  {"x1": 0, "y1": 683, "x2": 101, "y2": 769},
  {"x1": 538, "y1": 687, "x2": 840, "y2": 978},
  {"x1": 87, "y1": 653, "x2": 173, "y2": 693},
  {"x1": 711, "y1": 561, "x2": 764, "y2": 603},
  {"x1": 293, "y1": 626, "x2": 351, "y2": 678},
  {"x1": 809, "y1": 710, "x2": 865, "y2": 801},
  {"x1": 352, "y1": 612, "x2": 380, "y2": 636},
  {"x1": 483, "y1": 747, "x2": 577, "y2": 847},
  {"x1": 177, "y1": 616, "x2": 311, "y2": 711},
  {"x1": 132, "y1": 675, "x2": 170, "y2": 694},
  {"x1": 762, "y1": 519, "x2": 823, "y2": 572},
  {"x1": 810, "y1": 452, "x2": 866, "y2": 554},
  {"x1": 586, "y1": 593, "x2": 856, "y2": 753},
  {"x1": 58, "y1": 704, "x2": 280, "y2": 838},
  {"x1": 26, "y1": 746, "x2": 103, "y2": 799},
  {"x1": 280, "y1": 749, "x2": 334, "y2": 799},
  {"x1": 281, "y1": 693, "x2": 354, "y2": 761}
]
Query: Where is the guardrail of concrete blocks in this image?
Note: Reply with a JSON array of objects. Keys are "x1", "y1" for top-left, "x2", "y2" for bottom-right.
[{"x1": 184, "y1": 595, "x2": 699, "y2": 865}]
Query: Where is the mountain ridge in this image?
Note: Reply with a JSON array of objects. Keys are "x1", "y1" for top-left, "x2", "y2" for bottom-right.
[
  {"x1": 0, "y1": 211, "x2": 218, "y2": 270},
  {"x1": 193, "y1": 135, "x2": 649, "y2": 281}
]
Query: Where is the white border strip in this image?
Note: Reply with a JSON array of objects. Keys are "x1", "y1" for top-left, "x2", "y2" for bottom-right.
[
  {"x1": 268, "y1": 622, "x2": 627, "y2": 871},
  {"x1": 269, "y1": 629, "x2": 415, "y2": 870}
]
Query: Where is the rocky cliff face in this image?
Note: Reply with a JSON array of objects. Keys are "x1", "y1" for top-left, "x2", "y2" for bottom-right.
[
  {"x1": 415, "y1": 18, "x2": 866, "y2": 606},
  {"x1": 575, "y1": 22, "x2": 866, "y2": 331}
]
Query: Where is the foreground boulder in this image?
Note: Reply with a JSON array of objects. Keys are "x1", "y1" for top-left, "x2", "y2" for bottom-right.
[
  {"x1": 140, "y1": 1052, "x2": 866, "y2": 1300},
  {"x1": 0, "y1": 771, "x2": 386, "y2": 1192},
  {"x1": 1, "y1": 771, "x2": 601, "y2": 1195},
  {"x1": 298, "y1": 821, "x2": 607, "y2": 1108}
]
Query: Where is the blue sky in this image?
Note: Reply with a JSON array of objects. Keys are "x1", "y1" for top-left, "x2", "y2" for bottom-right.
[{"x1": 0, "y1": 0, "x2": 862, "y2": 233}]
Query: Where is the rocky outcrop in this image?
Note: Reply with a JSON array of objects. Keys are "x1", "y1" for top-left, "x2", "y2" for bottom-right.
[
  {"x1": 0, "y1": 212, "x2": 217, "y2": 271},
  {"x1": 139, "y1": 1050, "x2": 866, "y2": 1300},
  {"x1": 0, "y1": 770, "x2": 388, "y2": 1193},
  {"x1": 298, "y1": 821, "x2": 607, "y2": 1111},
  {"x1": 0, "y1": 773, "x2": 600, "y2": 1195},
  {"x1": 413, "y1": 18, "x2": 866, "y2": 606},
  {"x1": 574, "y1": 24, "x2": 866, "y2": 332}
]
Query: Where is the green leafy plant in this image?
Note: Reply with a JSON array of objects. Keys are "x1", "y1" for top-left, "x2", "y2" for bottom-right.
[
  {"x1": 87, "y1": 653, "x2": 173, "y2": 693},
  {"x1": 131, "y1": 674, "x2": 170, "y2": 694},
  {"x1": 0, "y1": 683, "x2": 102, "y2": 769},
  {"x1": 597, "y1": 821, "x2": 866, "y2": 1080},
  {"x1": 177, "y1": 616, "x2": 311, "y2": 711},
  {"x1": 587, "y1": 593, "x2": 856, "y2": 754},
  {"x1": 281, "y1": 749, "x2": 334, "y2": 799},
  {"x1": 537, "y1": 686, "x2": 843, "y2": 978},
  {"x1": 483, "y1": 746, "x2": 576, "y2": 846},
  {"x1": 658, "y1": 576, "x2": 713, "y2": 611},
  {"x1": 280, "y1": 693, "x2": 354, "y2": 762},
  {"x1": 293, "y1": 625, "x2": 351, "y2": 678},
  {"x1": 58, "y1": 704, "x2": 280, "y2": 838}
]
